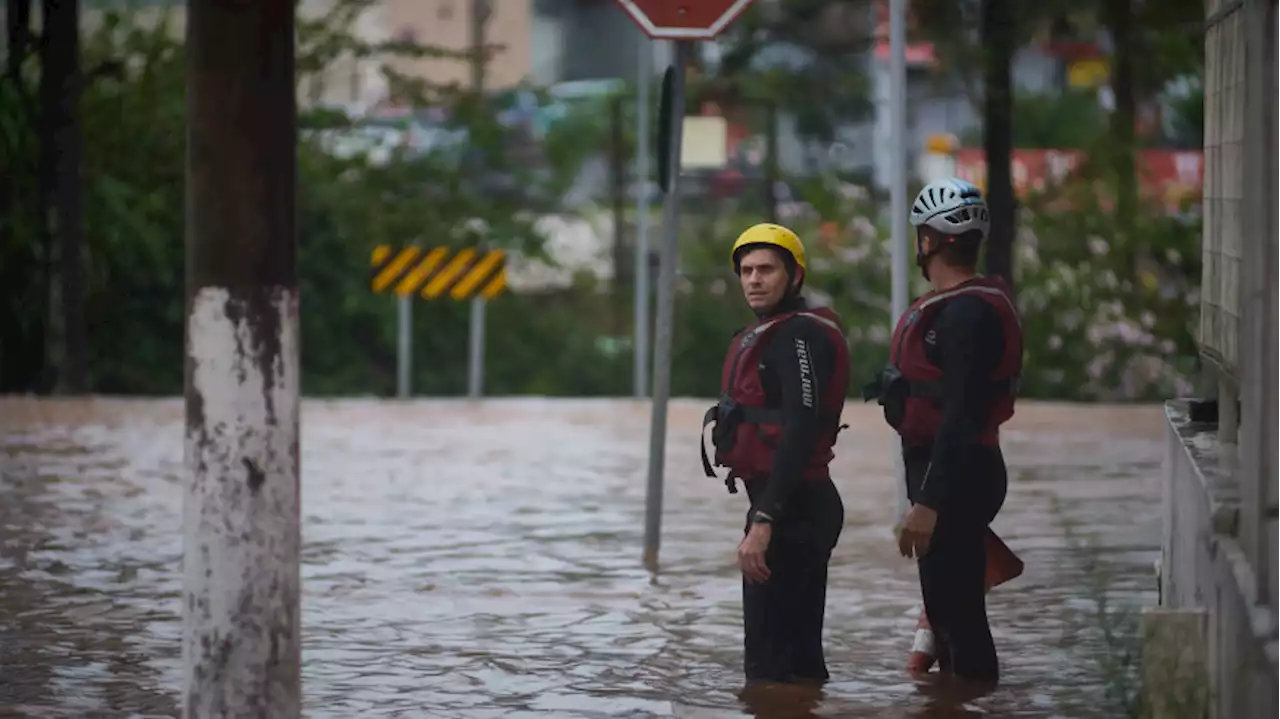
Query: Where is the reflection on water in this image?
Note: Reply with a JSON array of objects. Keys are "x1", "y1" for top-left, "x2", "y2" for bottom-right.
[{"x1": 0, "y1": 398, "x2": 1164, "y2": 718}]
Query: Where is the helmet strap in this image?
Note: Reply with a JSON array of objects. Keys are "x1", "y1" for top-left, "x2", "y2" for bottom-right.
[{"x1": 915, "y1": 233, "x2": 940, "y2": 282}]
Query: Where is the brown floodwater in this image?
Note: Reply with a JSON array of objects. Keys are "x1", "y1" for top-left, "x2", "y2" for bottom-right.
[{"x1": 0, "y1": 398, "x2": 1165, "y2": 718}]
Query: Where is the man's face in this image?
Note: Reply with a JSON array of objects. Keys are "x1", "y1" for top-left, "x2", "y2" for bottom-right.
[{"x1": 738, "y1": 248, "x2": 796, "y2": 312}]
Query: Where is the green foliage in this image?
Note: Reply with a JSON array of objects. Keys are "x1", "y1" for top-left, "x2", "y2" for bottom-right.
[
  {"x1": 703, "y1": 0, "x2": 874, "y2": 141},
  {"x1": 1052, "y1": 496, "x2": 1146, "y2": 718},
  {"x1": 77, "y1": 11, "x2": 187, "y2": 392},
  {"x1": 0, "y1": 2, "x2": 609, "y2": 395},
  {"x1": 1163, "y1": 78, "x2": 1204, "y2": 149},
  {"x1": 0, "y1": 43, "x2": 47, "y2": 388},
  {"x1": 1015, "y1": 150, "x2": 1202, "y2": 401},
  {"x1": 960, "y1": 88, "x2": 1110, "y2": 149},
  {"x1": 0, "y1": 2, "x2": 1201, "y2": 403}
]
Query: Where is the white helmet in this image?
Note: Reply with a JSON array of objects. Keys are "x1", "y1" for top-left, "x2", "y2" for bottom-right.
[{"x1": 909, "y1": 178, "x2": 990, "y2": 238}]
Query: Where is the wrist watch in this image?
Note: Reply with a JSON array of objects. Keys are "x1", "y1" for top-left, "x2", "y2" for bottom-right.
[{"x1": 751, "y1": 511, "x2": 774, "y2": 525}]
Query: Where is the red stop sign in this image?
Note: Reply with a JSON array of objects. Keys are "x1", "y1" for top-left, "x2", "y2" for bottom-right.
[{"x1": 614, "y1": 0, "x2": 757, "y2": 40}]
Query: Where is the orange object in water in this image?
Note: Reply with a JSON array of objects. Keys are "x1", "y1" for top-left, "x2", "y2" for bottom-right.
[
  {"x1": 907, "y1": 529, "x2": 1024, "y2": 675},
  {"x1": 983, "y1": 528, "x2": 1024, "y2": 590}
]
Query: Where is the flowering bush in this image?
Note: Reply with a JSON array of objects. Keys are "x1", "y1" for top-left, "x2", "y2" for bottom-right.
[
  {"x1": 669, "y1": 176, "x2": 1201, "y2": 402},
  {"x1": 1015, "y1": 185, "x2": 1201, "y2": 401}
]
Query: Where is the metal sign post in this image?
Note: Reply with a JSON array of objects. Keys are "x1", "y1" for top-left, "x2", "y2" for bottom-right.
[
  {"x1": 633, "y1": 35, "x2": 652, "y2": 399},
  {"x1": 468, "y1": 0, "x2": 491, "y2": 400},
  {"x1": 643, "y1": 44, "x2": 688, "y2": 573},
  {"x1": 889, "y1": 0, "x2": 910, "y2": 520},
  {"x1": 467, "y1": 295, "x2": 485, "y2": 398},
  {"x1": 614, "y1": 0, "x2": 759, "y2": 572},
  {"x1": 397, "y1": 295, "x2": 412, "y2": 398},
  {"x1": 369, "y1": 245, "x2": 508, "y2": 398}
]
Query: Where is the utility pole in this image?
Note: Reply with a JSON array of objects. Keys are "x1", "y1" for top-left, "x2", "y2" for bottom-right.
[
  {"x1": 466, "y1": 0, "x2": 491, "y2": 398},
  {"x1": 183, "y1": 1, "x2": 301, "y2": 716},
  {"x1": 40, "y1": 0, "x2": 85, "y2": 394}
]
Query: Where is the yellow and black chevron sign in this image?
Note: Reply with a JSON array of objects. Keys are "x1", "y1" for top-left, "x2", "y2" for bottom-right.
[{"x1": 369, "y1": 245, "x2": 507, "y2": 300}]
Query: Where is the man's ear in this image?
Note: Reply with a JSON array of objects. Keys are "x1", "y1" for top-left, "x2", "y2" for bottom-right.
[{"x1": 791, "y1": 267, "x2": 805, "y2": 289}]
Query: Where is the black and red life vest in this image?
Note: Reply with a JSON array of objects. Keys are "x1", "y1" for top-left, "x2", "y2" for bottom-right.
[
  {"x1": 887, "y1": 276, "x2": 1023, "y2": 446},
  {"x1": 701, "y1": 307, "x2": 851, "y2": 493}
]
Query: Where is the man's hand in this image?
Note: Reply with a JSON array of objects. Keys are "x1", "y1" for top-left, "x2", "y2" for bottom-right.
[
  {"x1": 738, "y1": 522, "x2": 772, "y2": 583},
  {"x1": 897, "y1": 503, "x2": 938, "y2": 559}
]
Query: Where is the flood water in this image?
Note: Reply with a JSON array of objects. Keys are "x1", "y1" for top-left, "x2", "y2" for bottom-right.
[{"x1": 0, "y1": 398, "x2": 1166, "y2": 718}]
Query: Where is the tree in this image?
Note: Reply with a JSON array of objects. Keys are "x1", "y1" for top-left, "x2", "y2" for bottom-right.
[
  {"x1": 40, "y1": 0, "x2": 87, "y2": 394},
  {"x1": 0, "y1": 0, "x2": 604, "y2": 394},
  {"x1": 1, "y1": 0, "x2": 47, "y2": 390},
  {"x1": 982, "y1": 0, "x2": 1016, "y2": 289},
  {"x1": 702, "y1": 0, "x2": 874, "y2": 142}
]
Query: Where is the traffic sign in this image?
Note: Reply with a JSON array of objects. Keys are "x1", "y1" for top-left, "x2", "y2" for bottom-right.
[{"x1": 614, "y1": 0, "x2": 756, "y2": 40}]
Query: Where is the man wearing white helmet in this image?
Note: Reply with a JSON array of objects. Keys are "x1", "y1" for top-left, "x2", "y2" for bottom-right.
[{"x1": 863, "y1": 178, "x2": 1025, "y2": 685}]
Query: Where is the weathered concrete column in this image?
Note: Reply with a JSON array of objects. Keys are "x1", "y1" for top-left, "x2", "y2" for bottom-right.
[{"x1": 182, "y1": 0, "x2": 300, "y2": 717}]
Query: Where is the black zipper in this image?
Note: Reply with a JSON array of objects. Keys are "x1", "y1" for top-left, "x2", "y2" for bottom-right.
[{"x1": 724, "y1": 317, "x2": 783, "y2": 391}]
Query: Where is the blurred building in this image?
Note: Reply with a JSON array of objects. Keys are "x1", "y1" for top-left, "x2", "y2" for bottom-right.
[
  {"x1": 298, "y1": 0, "x2": 667, "y2": 108},
  {"x1": 74, "y1": 1, "x2": 1204, "y2": 194},
  {"x1": 1159, "y1": 0, "x2": 1278, "y2": 717}
]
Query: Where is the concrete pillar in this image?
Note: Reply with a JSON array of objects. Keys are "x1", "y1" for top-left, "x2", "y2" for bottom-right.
[{"x1": 182, "y1": 0, "x2": 301, "y2": 716}]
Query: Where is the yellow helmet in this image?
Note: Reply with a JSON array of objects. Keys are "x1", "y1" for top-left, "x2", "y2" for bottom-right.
[{"x1": 731, "y1": 223, "x2": 807, "y2": 272}]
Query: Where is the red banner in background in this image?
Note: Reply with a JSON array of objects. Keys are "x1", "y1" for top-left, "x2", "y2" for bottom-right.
[{"x1": 953, "y1": 148, "x2": 1204, "y2": 213}]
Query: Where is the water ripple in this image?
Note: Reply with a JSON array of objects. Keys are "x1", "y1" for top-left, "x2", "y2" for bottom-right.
[{"x1": 0, "y1": 398, "x2": 1164, "y2": 718}]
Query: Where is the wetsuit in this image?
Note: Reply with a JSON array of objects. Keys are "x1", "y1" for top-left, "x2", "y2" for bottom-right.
[
  {"x1": 904, "y1": 292, "x2": 1008, "y2": 682},
  {"x1": 740, "y1": 296, "x2": 846, "y2": 685}
]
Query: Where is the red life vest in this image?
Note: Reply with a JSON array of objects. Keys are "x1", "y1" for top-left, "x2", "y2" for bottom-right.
[
  {"x1": 887, "y1": 276, "x2": 1023, "y2": 447},
  {"x1": 701, "y1": 307, "x2": 851, "y2": 493}
]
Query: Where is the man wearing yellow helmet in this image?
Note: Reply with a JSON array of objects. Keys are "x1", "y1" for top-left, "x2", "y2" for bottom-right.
[{"x1": 700, "y1": 223, "x2": 851, "y2": 686}]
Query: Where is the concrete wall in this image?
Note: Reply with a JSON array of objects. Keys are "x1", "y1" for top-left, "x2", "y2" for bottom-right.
[
  {"x1": 1161, "y1": 402, "x2": 1277, "y2": 718},
  {"x1": 1160, "y1": 2, "x2": 1278, "y2": 715},
  {"x1": 1235, "y1": 0, "x2": 1280, "y2": 616}
]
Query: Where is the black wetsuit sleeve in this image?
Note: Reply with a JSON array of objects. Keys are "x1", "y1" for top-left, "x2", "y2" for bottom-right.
[
  {"x1": 754, "y1": 318, "x2": 835, "y2": 519},
  {"x1": 917, "y1": 294, "x2": 1005, "y2": 510}
]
